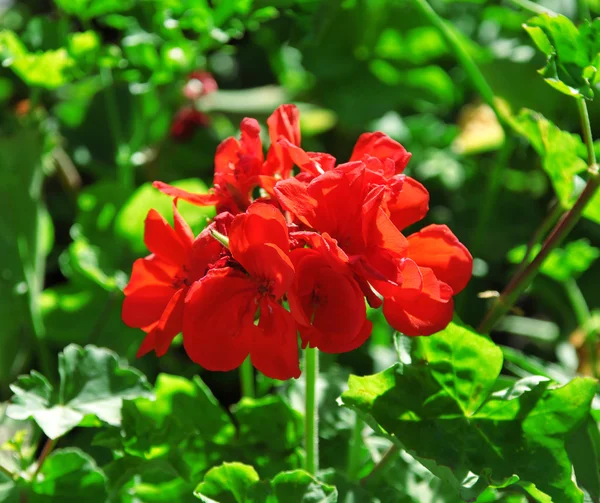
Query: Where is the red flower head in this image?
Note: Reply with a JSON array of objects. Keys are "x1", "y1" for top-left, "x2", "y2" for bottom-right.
[
  {"x1": 288, "y1": 233, "x2": 372, "y2": 353},
  {"x1": 170, "y1": 106, "x2": 210, "y2": 141},
  {"x1": 183, "y1": 71, "x2": 218, "y2": 101},
  {"x1": 122, "y1": 204, "x2": 223, "y2": 357},
  {"x1": 378, "y1": 225, "x2": 473, "y2": 336},
  {"x1": 154, "y1": 105, "x2": 301, "y2": 214},
  {"x1": 183, "y1": 203, "x2": 301, "y2": 380},
  {"x1": 274, "y1": 162, "x2": 407, "y2": 306}
]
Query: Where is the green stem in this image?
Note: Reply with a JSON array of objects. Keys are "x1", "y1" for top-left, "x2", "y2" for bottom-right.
[
  {"x1": 360, "y1": 445, "x2": 400, "y2": 487},
  {"x1": 565, "y1": 279, "x2": 597, "y2": 378},
  {"x1": 565, "y1": 278, "x2": 591, "y2": 326},
  {"x1": 510, "y1": 0, "x2": 556, "y2": 15},
  {"x1": 577, "y1": 0, "x2": 591, "y2": 21},
  {"x1": 411, "y1": 0, "x2": 513, "y2": 130},
  {"x1": 304, "y1": 346, "x2": 319, "y2": 475},
  {"x1": 239, "y1": 357, "x2": 255, "y2": 398},
  {"x1": 0, "y1": 463, "x2": 15, "y2": 479},
  {"x1": 578, "y1": 97, "x2": 597, "y2": 167},
  {"x1": 346, "y1": 415, "x2": 364, "y2": 480},
  {"x1": 512, "y1": 202, "x2": 564, "y2": 280},
  {"x1": 100, "y1": 67, "x2": 131, "y2": 188},
  {"x1": 478, "y1": 99, "x2": 600, "y2": 333}
]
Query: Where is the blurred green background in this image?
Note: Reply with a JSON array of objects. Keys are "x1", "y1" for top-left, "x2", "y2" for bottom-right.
[{"x1": 1, "y1": 0, "x2": 599, "y2": 408}]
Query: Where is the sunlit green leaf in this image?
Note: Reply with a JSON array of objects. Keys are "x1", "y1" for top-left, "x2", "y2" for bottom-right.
[
  {"x1": 507, "y1": 238, "x2": 599, "y2": 282},
  {"x1": 30, "y1": 448, "x2": 107, "y2": 502},
  {"x1": 513, "y1": 109, "x2": 587, "y2": 206},
  {"x1": 0, "y1": 30, "x2": 75, "y2": 88},
  {"x1": 7, "y1": 345, "x2": 151, "y2": 439},
  {"x1": 115, "y1": 179, "x2": 215, "y2": 255},
  {"x1": 340, "y1": 322, "x2": 596, "y2": 502},
  {"x1": 524, "y1": 14, "x2": 600, "y2": 99},
  {"x1": 194, "y1": 463, "x2": 338, "y2": 502}
]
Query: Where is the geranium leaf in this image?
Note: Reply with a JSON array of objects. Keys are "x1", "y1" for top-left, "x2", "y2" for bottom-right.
[
  {"x1": 340, "y1": 322, "x2": 596, "y2": 502},
  {"x1": 194, "y1": 463, "x2": 338, "y2": 503},
  {"x1": 7, "y1": 345, "x2": 152, "y2": 439},
  {"x1": 30, "y1": 448, "x2": 107, "y2": 502},
  {"x1": 524, "y1": 14, "x2": 600, "y2": 99}
]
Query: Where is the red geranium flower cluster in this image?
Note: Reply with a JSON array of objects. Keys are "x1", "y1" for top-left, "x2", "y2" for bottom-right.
[{"x1": 123, "y1": 105, "x2": 473, "y2": 380}]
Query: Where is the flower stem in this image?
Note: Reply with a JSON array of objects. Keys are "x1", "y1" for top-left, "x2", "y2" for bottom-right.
[
  {"x1": 239, "y1": 357, "x2": 255, "y2": 398},
  {"x1": 360, "y1": 445, "x2": 399, "y2": 487},
  {"x1": 565, "y1": 278, "x2": 598, "y2": 378},
  {"x1": 479, "y1": 99, "x2": 599, "y2": 333},
  {"x1": 304, "y1": 346, "x2": 319, "y2": 475},
  {"x1": 0, "y1": 463, "x2": 15, "y2": 480},
  {"x1": 411, "y1": 0, "x2": 513, "y2": 130},
  {"x1": 33, "y1": 437, "x2": 57, "y2": 480},
  {"x1": 346, "y1": 414, "x2": 364, "y2": 480}
]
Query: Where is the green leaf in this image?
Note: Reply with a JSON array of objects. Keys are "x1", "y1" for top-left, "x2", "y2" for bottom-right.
[
  {"x1": 115, "y1": 179, "x2": 214, "y2": 255},
  {"x1": 7, "y1": 345, "x2": 151, "y2": 439},
  {"x1": 195, "y1": 462, "x2": 260, "y2": 503},
  {"x1": 566, "y1": 415, "x2": 600, "y2": 503},
  {"x1": 340, "y1": 322, "x2": 597, "y2": 502},
  {"x1": 30, "y1": 448, "x2": 107, "y2": 502},
  {"x1": 194, "y1": 463, "x2": 338, "y2": 503},
  {"x1": 0, "y1": 30, "x2": 75, "y2": 88},
  {"x1": 524, "y1": 14, "x2": 600, "y2": 99},
  {"x1": 232, "y1": 396, "x2": 303, "y2": 477},
  {"x1": 61, "y1": 237, "x2": 127, "y2": 291},
  {"x1": 507, "y1": 238, "x2": 599, "y2": 282},
  {"x1": 54, "y1": 0, "x2": 136, "y2": 20},
  {"x1": 513, "y1": 109, "x2": 587, "y2": 206},
  {"x1": 269, "y1": 470, "x2": 338, "y2": 503}
]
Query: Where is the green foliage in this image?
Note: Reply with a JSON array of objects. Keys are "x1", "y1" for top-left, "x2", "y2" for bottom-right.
[
  {"x1": 115, "y1": 179, "x2": 214, "y2": 255},
  {"x1": 341, "y1": 322, "x2": 597, "y2": 502},
  {"x1": 524, "y1": 14, "x2": 600, "y2": 99},
  {"x1": 513, "y1": 109, "x2": 587, "y2": 207},
  {"x1": 194, "y1": 462, "x2": 338, "y2": 503},
  {"x1": 507, "y1": 238, "x2": 600, "y2": 282},
  {"x1": 0, "y1": 30, "x2": 75, "y2": 88},
  {"x1": 7, "y1": 345, "x2": 151, "y2": 439}
]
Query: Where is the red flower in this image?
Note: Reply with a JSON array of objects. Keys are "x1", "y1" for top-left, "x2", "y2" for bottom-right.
[
  {"x1": 122, "y1": 204, "x2": 223, "y2": 356},
  {"x1": 380, "y1": 225, "x2": 473, "y2": 336},
  {"x1": 279, "y1": 131, "x2": 430, "y2": 231},
  {"x1": 170, "y1": 106, "x2": 210, "y2": 141},
  {"x1": 183, "y1": 71, "x2": 218, "y2": 101},
  {"x1": 155, "y1": 105, "x2": 301, "y2": 214},
  {"x1": 274, "y1": 162, "x2": 407, "y2": 305},
  {"x1": 183, "y1": 203, "x2": 301, "y2": 380},
  {"x1": 288, "y1": 234, "x2": 372, "y2": 353}
]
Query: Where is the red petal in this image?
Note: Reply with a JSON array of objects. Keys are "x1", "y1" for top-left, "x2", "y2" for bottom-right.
[
  {"x1": 407, "y1": 225, "x2": 473, "y2": 293},
  {"x1": 153, "y1": 181, "x2": 220, "y2": 206},
  {"x1": 144, "y1": 209, "x2": 188, "y2": 266},
  {"x1": 289, "y1": 250, "x2": 371, "y2": 354},
  {"x1": 383, "y1": 268, "x2": 454, "y2": 336},
  {"x1": 276, "y1": 139, "x2": 323, "y2": 176},
  {"x1": 349, "y1": 132, "x2": 411, "y2": 174},
  {"x1": 214, "y1": 137, "x2": 241, "y2": 178},
  {"x1": 234, "y1": 243, "x2": 294, "y2": 299},
  {"x1": 386, "y1": 176, "x2": 429, "y2": 231},
  {"x1": 189, "y1": 230, "x2": 225, "y2": 282},
  {"x1": 183, "y1": 271, "x2": 256, "y2": 371},
  {"x1": 154, "y1": 287, "x2": 186, "y2": 356},
  {"x1": 122, "y1": 284, "x2": 176, "y2": 328},
  {"x1": 274, "y1": 178, "x2": 318, "y2": 228},
  {"x1": 240, "y1": 118, "x2": 264, "y2": 163},
  {"x1": 252, "y1": 298, "x2": 300, "y2": 380},
  {"x1": 172, "y1": 202, "x2": 194, "y2": 252},
  {"x1": 123, "y1": 256, "x2": 175, "y2": 296},
  {"x1": 229, "y1": 202, "x2": 290, "y2": 257},
  {"x1": 268, "y1": 104, "x2": 301, "y2": 146}
]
